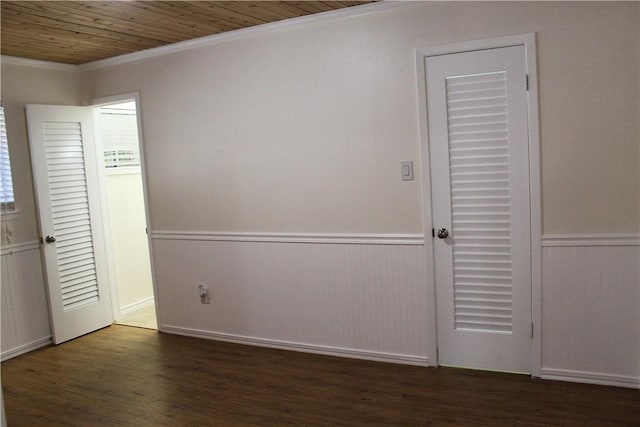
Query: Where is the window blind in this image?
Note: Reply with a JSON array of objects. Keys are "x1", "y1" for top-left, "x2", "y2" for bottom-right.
[
  {"x1": 0, "y1": 106, "x2": 16, "y2": 211},
  {"x1": 98, "y1": 103, "x2": 140, "y2": 171}
]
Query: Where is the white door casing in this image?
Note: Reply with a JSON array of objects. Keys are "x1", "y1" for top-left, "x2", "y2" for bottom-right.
[
  {"x1": 419, "y1": 40, "x2": 538, "y2": 374},
  {"x1": 27, "y1": 104, "x2": 113, "y2": 344}
]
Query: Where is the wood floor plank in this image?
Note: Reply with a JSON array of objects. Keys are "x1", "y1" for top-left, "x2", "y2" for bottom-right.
[{"x1": 2, "y1": 325, "x2": 639, "y2": 426}]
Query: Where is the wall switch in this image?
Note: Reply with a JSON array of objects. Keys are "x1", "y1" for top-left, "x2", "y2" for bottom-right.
[
  {"x1": 401, "y1": 161, "x2": 414, "y2": 181},
  {"x1": 198, "y1": 285, "x2": 210, "y2": 304}
]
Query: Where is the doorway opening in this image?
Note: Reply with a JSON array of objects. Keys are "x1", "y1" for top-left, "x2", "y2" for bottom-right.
[{"x1": 94, "y1": 100, "x2": 156, "y2": 330}]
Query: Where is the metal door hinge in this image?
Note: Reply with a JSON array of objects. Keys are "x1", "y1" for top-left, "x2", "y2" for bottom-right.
[
  {"x1": 530, "y1": 322, "x2": 534, "y2": 338},
  {"x1": 526, "y1": 74, "x2": 530, "y2": 91},
  {"x1": 432, "y1": 228, "x2": 435, "y2": 238}
]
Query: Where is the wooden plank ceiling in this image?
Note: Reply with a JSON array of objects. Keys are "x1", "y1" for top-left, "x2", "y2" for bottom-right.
[{"x1": 1, "y1": 1, "x2": 374, "y2": 65}]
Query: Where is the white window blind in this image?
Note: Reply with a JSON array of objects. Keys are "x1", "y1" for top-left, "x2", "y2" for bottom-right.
[
  {"x1": 0, "y1": 105, "x2": 16, "y2": 211},
  {"x1": 98, "y1": 102, "x2": 140, "y2": 172}
]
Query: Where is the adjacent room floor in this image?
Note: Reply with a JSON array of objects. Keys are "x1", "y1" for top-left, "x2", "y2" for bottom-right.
[
  {"x1": 115, "y1": 304, "x2": 157, "y2": 330},
  {"x1": 2, "y1": 325, "x2": 638, "y2": 426}
]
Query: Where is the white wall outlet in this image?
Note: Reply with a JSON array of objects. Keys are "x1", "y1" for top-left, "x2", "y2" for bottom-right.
[
  {"x1": 198, "y1": 285, "x2": 210, "y2": 304},
  {"x1": 401, "y1": 161, "x2": 414, "y2": 181}
]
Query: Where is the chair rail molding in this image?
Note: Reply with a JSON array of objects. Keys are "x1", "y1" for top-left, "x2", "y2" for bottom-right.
[
  {"x1": 0, "y1": 240, "x2": 40, "y2": 256},
  {"x1": 541, "y1": 233, "x2": 640, "y2": 247},
  {"x1": 150, "y1": 230, "x2": 425, "y2": 245}
]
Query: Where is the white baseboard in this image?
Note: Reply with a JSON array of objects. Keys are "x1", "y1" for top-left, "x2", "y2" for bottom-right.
[
  {"x1": 1, "y1": 336, "x2": 52, "y2": 362},
  {"x1": 160, "y1": 325, "x2": 430, "y2": 367},
  {"x1": 541, "y1": 368, "x2": 640, "y2": 389},
  {"x1": 119, "y1": 296, "x2": 154, "y2": 317}
]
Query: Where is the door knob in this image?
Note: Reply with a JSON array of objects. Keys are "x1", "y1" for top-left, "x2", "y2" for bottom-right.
[
  {"x1": 45, "y1": 235, "x2": 57, "y2": 244},
  {"x1": 436, "y1": 228, "x2": 449, "y2": 239}
]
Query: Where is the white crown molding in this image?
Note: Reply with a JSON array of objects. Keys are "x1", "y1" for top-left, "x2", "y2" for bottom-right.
[
  {"x1": 1, "y1": 55, "x2": 78, "y2": 72},
  {"x1": 1, "y1": 240, "x2": 40, "y2": 256},
  {"x1": 541, "y1": 233, "x2": 640, "y2": 247},
  {"x1": 79, "y1": 1, "x2": 413, "y2": 71},
  {"x1": 150, "y1": 230, "x2": 425, "y2": 245},
  {"x1": 161, "y1": 325, "x2": 430, "y2": 367}
]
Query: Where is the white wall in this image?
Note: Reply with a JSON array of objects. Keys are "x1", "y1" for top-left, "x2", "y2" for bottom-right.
[
  {"x1": 80, "y1": 2, "x2": 639, "y2": 235},
  {"x1": 97, "y1": 105, "x2": 154, "y2": 311},
  {"x1": 1, "y1": 243, "x2": 50, "y2": 360},
  {"x1": 104, "y1": 172, "x2": 153, "y2": 310},
  {"x1": 154, "y1": 237, "x2": 429, "y2": 364},
  {"x1": 542, "y1": 241, "x2": 640, "y2": 387},
  {"x1": 1, "y1": 61, "x2": 79, "y2": 244}
]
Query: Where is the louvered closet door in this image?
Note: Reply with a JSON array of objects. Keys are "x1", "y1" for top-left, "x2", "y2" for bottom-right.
[
  {"x1": 425, "y1": 46, "x2": 531, "y2": 373},
  {"x1": 27, "y1": 105, "x2": 112, "y2": 344}
]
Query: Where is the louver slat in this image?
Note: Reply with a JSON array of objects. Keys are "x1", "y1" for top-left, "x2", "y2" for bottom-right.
[
  {"x1": 44, "y1": 122, "x2": 99, "y2": 311},
  {"x1": 0, "y1": 106, "x2": 15, "y2": 206},
  {"x1": 446, "y1": 72, "x2": 513, "y2": 333}
]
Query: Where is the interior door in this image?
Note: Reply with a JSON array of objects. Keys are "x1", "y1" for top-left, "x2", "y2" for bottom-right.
[
  {"x1": 425, "y1": 46, "x2": 532, "y2": 373},
  {"x1": 27, "y1": 104, "x2": 112, "y2": 344}
]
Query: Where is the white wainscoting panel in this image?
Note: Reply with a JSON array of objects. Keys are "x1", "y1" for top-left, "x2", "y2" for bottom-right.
[
  {"x1": 152, "y1": 236, "x2": 430, "y2": 364},
  {"x1": 541, "y1": 240, "x2": 640, "y2": 388},
  {"x1": 1, "y1": 242, "x2": 52, "y2": 361}
]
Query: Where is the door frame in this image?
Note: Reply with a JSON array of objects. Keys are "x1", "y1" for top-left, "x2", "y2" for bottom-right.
[
  {"x1": 88, "y1": 92, "x2": 160, "y2": 327},
  {"x1": 415, "y1": 33, "x2": 542, "y2": 376}
]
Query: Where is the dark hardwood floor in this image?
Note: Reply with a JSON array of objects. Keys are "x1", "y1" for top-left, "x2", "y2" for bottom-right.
[{"x1": 2, "y1": 325, "x2": 639, "y2": 426}]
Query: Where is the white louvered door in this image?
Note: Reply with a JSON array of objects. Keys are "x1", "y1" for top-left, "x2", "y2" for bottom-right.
[
  {"x1": 425, "y1": 46, "x2": 531, "y2": 373},
  {"x1": 27, "y1": 105, "x2": 112, "y2": 344}
]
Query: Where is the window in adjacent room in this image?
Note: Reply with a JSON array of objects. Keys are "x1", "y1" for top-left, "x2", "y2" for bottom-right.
[
  {"x1": 97, "y1": 101, "x2": 141, "y2": 174},
  {"x1": 0, "y1": 104, "x2": 16, "y2": 213}
]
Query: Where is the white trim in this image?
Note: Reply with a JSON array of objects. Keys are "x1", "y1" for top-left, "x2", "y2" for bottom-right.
[
  {"x1": 0, "y1": 55, "x2": 78, "y2": 71},
  {"x1": 416, "y1": 33, "x2": 542, "y2": 376},
  {"x1": 0, "y1": 240, "x2": 40, "y2": 256},
  {"x1": 541, "y1": 368, "x2": 640, "y2": 389},
  {"x1": 416, "y1": 33, "x2": 538, "y2": 58},
  {"x1": 541, "y1": 234, "x2": 640, "y2": 247},
  {"x1": 522, "y1": 33, "x2": 543, "y2": 379},
  {"x1": 79, "y1": 2, "x2": 412, "y2": 71},
  {"x1": 160, "y1": 325, "x2": 430, "y2": 367},
  {"x1": 0, "y1": 208, "x2": 21, "y2": 222},
  {"x1": 90, "y1": 92, "x2": 142, "y2": 107},
  {"x1": 150, "y1": 231, "x2": 425, "y2": 245},
  {"x1": 104, "y1": 167, "x2": 142, "y2": 176},
  {"x1": 1, "y1": 336, "x2": 52, "y2": 362},
  {"x1": 119, "y1": 296, "x2": 154, "y2": 318}
]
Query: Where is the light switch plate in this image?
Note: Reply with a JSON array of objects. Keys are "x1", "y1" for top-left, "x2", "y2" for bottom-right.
[{"x1": 401, "y1": 161, "x2": 414, "y2": 181}]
